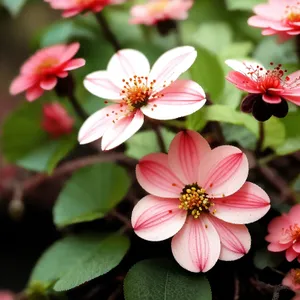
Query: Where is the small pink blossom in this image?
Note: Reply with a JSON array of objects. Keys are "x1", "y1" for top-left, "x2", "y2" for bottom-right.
[
  {"x1": 282, "y1": 269, "x2": 300, "y2": 300},
  {"x1": 131, "y1": 130, "x2": 270, "y2": 272},
  {"x1": 225, "y1": 59, "x2": 300, "y2": 121},
  {"x1": 41, "y1": 102, "x2": 74, "y2": 138},
  {"x1": 10, "y1": 43, "x2": 85, "y2": 102},
  {"x1": 266, "y1": 204, "x2": 300, "y2": 263},
  {"x1": 79, "y1": 47, "x2": 206, "y2": 150},
  {"x1": 44, "y1": 0, "x2": 125, "y2": 17},
  {"x1": 130, "y1": 0, "x2": 193, "y2": 25},
  {"x1": 248, "y1": 0, "x2": 300, "y2": 42},
  {"x1": 0, "y1": 291, "x2": 14, "y2": 300}
]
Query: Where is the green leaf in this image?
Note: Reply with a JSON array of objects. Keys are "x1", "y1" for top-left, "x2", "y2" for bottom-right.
[
  {"x1": 189, "y1": 47, "x2": 225, "y2": 100},
  {"x1": 125, "y1": 129, "x2": 176, "y2": 159},
  {"x1": 225, "y1": 0, "x2": 263, "y2": 11},
  {"x1": 1, "y1": 101, "x2": 77, "y2": 173},
  {"x1": 29, "y1": 233, "x2": 130, "y2": 291},
  {"x1": 215, "y1": 80, "x2": 243, "y2": 109},
  {"x1": 220, "y1": 41, "x2": 254, "y2": 61},
  {"x1": 1, "y1": 0, "x2": 27, "y2": 16},
  {"x1": 124, "y1": 259, "x2": 212, "y2": 300},
  {"x1": 54, "y1": 163, "x2": 130, "y2": 227},
  {"x1": 263, "y1": 117, "x2": 285, "y2": 150},
  {"x1": 254, "y1": 248, "x2": 283, "y2": 269}
]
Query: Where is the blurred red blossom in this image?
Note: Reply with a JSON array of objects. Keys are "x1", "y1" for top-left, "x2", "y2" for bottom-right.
[
  {"x1": 282, "y1": 269, "x2": 300, "y2": 300},
  {"x1": 0, "y1": 291, "x2": 14, "y2": 300}
]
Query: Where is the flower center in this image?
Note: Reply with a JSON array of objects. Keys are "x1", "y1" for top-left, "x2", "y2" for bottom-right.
[
  {"x1": 292, "y1": 269, "x2": 300, "y2": 285},
  {"x1": 285, "y1": 4, "x2": 300, "y2": 23},
  {"x1": 147, "y1": 0, "x2": 169, "y2": 15},
  {"x1": 179, "y1": 183, "x2": 214, "y2": 218},
  {"x1": 76, "y1": 0, "x2": 98, "y2": 5},
  {"x1": 281, "y1": 223, "x2": 300, "y2": 243},
  {"x1": 35, "y1": 57, "x2": 59, "y2": 74}
]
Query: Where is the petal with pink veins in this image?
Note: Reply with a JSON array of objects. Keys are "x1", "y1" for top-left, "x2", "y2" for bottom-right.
[
  {"x1": 171, "y1": 215, "x2": 221, "y2": 272},
  {"x1": 107, "y1": 49, "x2": 150, "y2": 88},
  {"x1": 141, "y1": 79, "x2": 206, "y2": 120},
  {"x1": 40, "y1": 77, "x2": 57, "y2": 90},
  {"x1": 148, "y1": 46, "x2": 197, "y2": 93},
  {"x1": 198, "y1": 146, "x2": 249, "y2": 198},
  {"x1": 136, "y1": 153, "x2": 183, "y2": 198},
  {"x1": 226, "y1": 71, "x2": 261, "y2": 94},
  {"x1": 9, "y1": 75, "x2": 37, "y2": 95},
  {"x1": 208, "y1": 216, "x2": 251, "y2": 261},
  {"x1": 63, "y1": 58, "x2": 85, "y2": 71},
  {"x1": 84, "y1": 71, "x2": 122, "y2": 100},
  {"x1": 101, "y1": 109, "x2": 144, "y2": 150},
  {"x1": 168, "y1": 130, "x2": 211, "y2": 184},
  {"x1": 132, "y1": 195, "x2": 187, "y2": 241},
  {"x1": 281, "y1": 94, "x2": 300, "y2": 105},
  {"x1": 262, "y1": 94, "x2": 281, "y2": 103},
  {"x1": 212, "y1": 182, "x2": 270, "y2": 224},
  {"x1": 26, "y1": 85, "x2": 44, "y2": 101}
]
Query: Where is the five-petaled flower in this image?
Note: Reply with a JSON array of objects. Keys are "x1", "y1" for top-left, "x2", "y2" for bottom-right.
[
  {"x1": 10, "y1": 43, "x2": 85, "y2": 102},
  {"x1": 130, "y1": 0, "x2": 193, "y2": 25},
  {"x1": 131, "y1": 130, "x2": 270, "y2": 272},
  {"x1": 79, "y1": 47, "x2": 206, "y2": 150},
  {"x1": 41, "y1": 102, "x2": 75, "y2": 138},
  {"x1": 248, "y1": 0, "x2": 300, "y2": 42},
  {"x1": 44, "y1": 0, "x2": 125, "y2": 18},
  {"x1": 266, "y1": 204, "x2": 300, "y2": 262},
  {"x1": 282, "y1": 269, "x2": 300, "y2": 300},
  {"x1": 225, "y1": 59, "x2": 300, "y2": 121}
]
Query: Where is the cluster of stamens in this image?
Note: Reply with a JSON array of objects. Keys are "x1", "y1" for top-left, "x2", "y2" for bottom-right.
[
  {"x1": 35, "y1": 57, "x2": 59, "y2": 74},
  {"x1": 179, "y1": 184, "x2": 214, "y2": 218},
  {"x1": 280, "y1": 223, "x2": 300, "y2": 244},
  {"x1": 147, "y1": 0, "x2": 169, "y2": 15},
  {"x1": 292, "y1": 269, "x2": 300, "y2": 285},
  {"x1": 284, "y1": 3, "x2": 300, "y2": 23}
]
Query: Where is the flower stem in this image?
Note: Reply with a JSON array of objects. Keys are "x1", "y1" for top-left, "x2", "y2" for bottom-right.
[
  {"x1": 255, "y1": 122, "x2": 264, "y2": 156},
  {"x1": 68, "y1": 93, "x2": 88, "y2": 121},
  {"x1": 153, "y1": 125, "x2": 167, "y2": 153},
  {"x1": 95, "y1": 12, "x2": 121, "y2": 52},
  {"x1": 174, "y1": 21, "x2": 183, "y2": 46}
]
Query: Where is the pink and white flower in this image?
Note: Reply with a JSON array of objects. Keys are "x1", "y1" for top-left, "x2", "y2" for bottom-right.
[
  {"x1": 266, "y1": 204, "x2": 300, "y2": 263},
  {"x1": 248, "y1": 0, "x2": 300, "y2": 42},
  {"x1": 44, "y1": 0, "x2": 125, "y2": 18},
  {"x1": 130, "y1": 0, "x2": 193, "y2": 25},
  {"x1": 225, "y1": 59, "x2": 300, "y2": 121},
  {"x1": 41, "y1": 102, "x2": 74, "y2": 138},
  {"x1": 131, "y1": 130, "x2": 270, "y2": 272},
  {"x1": 79, "y1": 47, "x2": 206, "y2": 150},
  {"x1": 10, "y1": 43, "x2": 85, "y2": 102},
  {"x1": 282, "y1": 269, "x2": 300, "y2": 300}
]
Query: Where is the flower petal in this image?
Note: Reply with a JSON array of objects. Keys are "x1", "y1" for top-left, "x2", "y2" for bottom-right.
[
  {"x1": 168, "y1": 130, "x2": 211, "y2": 184},
  {"x1": 226, "y1": 71, "x2": 261, "y2": 94},
  {"x1": 40, "y1": 77, "x2": 57, "y2": 90},
  {"x1": 107, "y1": 49, "x2": 150, "y2": 87},
  {"x1": 149, "y1": 46, "x2": 197, "y2": 93},
  {"x1": 212, "y1": 182, "x2": 270, "y2": 224},
  {"x1": 63, "y1": 58, "x2": 85, "y2": 71},
  {"x1": 262, "y1": 93, "x2": 281, "y2": 103},
  {"x1": 84, "y1": 71, "x2": 122, "y2": 100},
  {"x1": 9, "y1": 75, "x2": 37, "y2": 95},
  {"x1": 208, "y1": 216, "x2": 251, "y2": 261},
  {"x1": 286, "y1": 247, "x2": 299, "y2": 262},
  {"x1": 171, "y1": 215, "x2": 220, "y2": 272},
  {"x1": 136, "y1": 153, "x2": 183, "y2": 198},
  {"x1": 268, "y1": 242, "x2": 290, "y2": 252},
  {"x1": 25, "y1": 85, "x2": 44, "y2": 101},
  {"x1": 225, "y1": 59, "x2": 266, "y2": 79},
  {"x1": 132, "y1": 195, "x2": 187, "y2": 241},
  {"x1": 101, "y1": 109, "x2": 144, "y2": 150},
  {"x1": 60, "y1": 42, "x2": 80, "y2": 62},
  {"x1": 141, "y1": 79, "x2": 206, "y2": 120},
  {"x1": 198, "y1": 146, "x2": 249, "y2": 198}
]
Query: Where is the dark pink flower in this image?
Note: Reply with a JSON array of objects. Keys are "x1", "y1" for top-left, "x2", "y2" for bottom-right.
[
  {"x1": 131, "y1": 130, "x2": 270, "y2": 272},
  {"x1": 45, "y1": 0, "x2": 125, "y2": 17},
  {"x1": 248, "y1": 0, "x2": 300, "y2": 42},
  {"x1": 10, "y1": 43, "x2": 85, "y2": 102},
  {"x1": 0, "y1": 291, "x2": 14, "y2": 300},
  {"x1": 225, "y1": 59, "x2": 300, "y2": 121},
  {"x1": 267, "y1": 204, "x2": 300, "y2": 262},
  {"x1": 41, "y1": 102, "x2": 74, "y2": 138},
  {"x1": 282, "y1": 269, "x2": 300, "y2": 300}
]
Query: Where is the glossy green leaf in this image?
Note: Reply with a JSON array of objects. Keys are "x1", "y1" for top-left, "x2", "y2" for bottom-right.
[
  {"x1": 1, "y1": 0, "x2": 27, "y2": 16},
  {"x1": 254, "y1": 248, "x2": 284, "y2": 269},
  {"x1": 225, "y1": 0, "x2": 263, "y2": 11},
  {"x1": 124, "y1": 259, "x2": 212, "y2": 300},
  {"x1": 29, "y1": 233, "x2": 130, "y2": 291},
  {"x1": 54, "y1": 163, "x2": 130, "y2": 227}
]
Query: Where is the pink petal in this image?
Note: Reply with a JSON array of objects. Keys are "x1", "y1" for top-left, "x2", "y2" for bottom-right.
[
  {"x1": 226, "y1": 71, "x2": 261, "y2": 94},
  {"x1": 288, "y1": 204, "x2": 300, "y2": 221},
  {"x1": 212, "y1": 182, "x2": 270, "y2": 224},
  {"x1": 9, "y1": 75, "x2": 37, "y2": 95},
  {"x1": 84, "y1": 71, "x2": 122, "y2": 100},
  {"x1": 262, "y1": 28, "x2": 278, "y2": 35},
  {"x1": 286, "y1": 247, "x2": 299, "y2": 262},
  {"x1": 60, "y1": 42, "x2": 80, "y2": 62},
  {"x1": 253, "y1": 3, "x2": 284, "y2": 20},
  {"x1": 107, "y1": 49, "x2": 150, "y2": 88},
  {"x1": 101, "y1": 109, "x2": 144, "y2": 150},
  {"x1": 171, "y1": 215, "x2": 221, "y2": 272},
  {"x1": 57, "y1": 71, "x2": 68, "y2": 78},
  {"x1": 262, "y1": 93, "x2": 281, "y2": 103},
  {"x1": 131, "y1": 195, "x2": 186, "y2": 241},
  {"x1": 141, "y1": 79, "x2": 206, "y2": 120},
  {"x1": 293, "y1": 241, "x2": 300, "y2": 253},
  {"x1": 136, "y1": 153, "x2": 183, "y2": 198},
  {"x1": 63, "y1": 58, "x2": 85, "y2": 71},
  {"x1": 281, "y1": 94, "x2": 300, "y2": 105},
  {"x1": 208, "y1": 216, "x2": 251, "y2": 261},
  {"x1": 78, "y1": 104, "x2": 125, "y2": 145},
  {"x1": 25, "y1": 85, "x2": 44, "y2": 101},
  {"x1": 62, "y1": 8, "x2": 83, "y2": 18},
  {"x1": 225, "y1": 59, "x2": 266, "y2": 79},
  {"x1": 148, "y1": 46, "x2": 197, "y2": 93},
  {"x1": 198, "y1": 146, "x2": 249, "y2": 198},
  {"x1": 268, "y1": 242, "x2": 290, "y2": 252},
  {"x1": 168, "y1": 130, "x2": 211, "y2": 184},
  {"x1": 40, "y1": 77, "x2": 57, "y2": 90}
]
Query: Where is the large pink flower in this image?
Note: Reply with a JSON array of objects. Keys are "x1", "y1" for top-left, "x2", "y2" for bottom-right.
[
  {"x1": 266, "y1": 204, "x2": 300, "y2": 263},
  {"x1": 130, "y1": 0, "x2": 193, "y2": 25},
  {"x1": 248, "y1": 0, "x2": 300, "y2": 42},
  {"x1": 45, "y1": 0, "x2": 125, "y2": 17},
  {"x1": 131, "y1": 130, "x2": 270, "y2": 272},
  {"x1": 282, "y1": 269, "x2": 300, "y2": 300},
  {"x1": 10, "y1": 43, "x2": 85, "y2": 102},
  {"x1": 225, "y1": 59, "x2": 300, "y2": 121},
  {"x1": 79, "y1": 47, "x2": 206, "y2": 150}
]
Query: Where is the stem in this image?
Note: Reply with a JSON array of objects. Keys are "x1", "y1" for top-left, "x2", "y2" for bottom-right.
[
  {"x1": 110, "y1": 210, "x2": 131, "y2": 227},
  {"x1": 68, "y1": 93, "x2": 88, "y2": 121},
  {"x1": 174, "y1": 22, "x2": 183, "y2": 46},
  {"x1": 153, "y1": 125, "x2": 167, "y2": 153},
  {"x1": 95, "y1": 12, "x2": 121, "y2": 52},
  {"x1": 255, "y1": 122, "x2": 265, "y2": 156}
]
